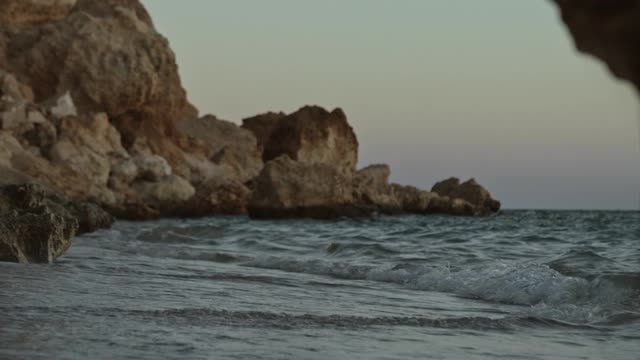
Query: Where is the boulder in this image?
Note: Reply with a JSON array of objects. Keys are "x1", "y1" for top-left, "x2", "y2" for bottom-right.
[
  {"x1": 431, "y1": 177, "x2": 501, "y2": 215},
  {"x1": 553, "y1": 0, "x2": 640, "y2": 93},
  {"x1": 261, "y1": 106, "x2": 358, "y2": 173},
  {"x1": 0, "y1": 183, "x2": 116, "y2": 263},
  {"x1": 352, "y1": 164, "x2": 402, "y2": 213},
  {"x1": 248, "y1": 156, "x2": 369, "y2": 219},
  {"x1": 48, "y1": 113, "x2": 127, "y2": 187},
  {"x1": 132, "y1": 174, "x2": 195, "y2": 206}
]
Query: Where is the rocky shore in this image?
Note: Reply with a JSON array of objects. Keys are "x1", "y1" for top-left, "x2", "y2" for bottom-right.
[{"x1": 0, "y1": 0, "x2": 506, "y2": 262}]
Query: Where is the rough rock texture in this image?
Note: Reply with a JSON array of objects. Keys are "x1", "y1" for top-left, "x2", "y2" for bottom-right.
[
  {"x1": 241, "y1": 111, "x2": 286, "y2": 152},
  {"x1": 553, "y1": 0, "x2": 640, "y2": 93},
  {"x1": 431, "y1": 178, "x2": 501, "y2": 216},
  {"x1": 352, "y1": 164, "x2": 401, "y2": 214},
  {"x1": 177, "y1": 115, "x2": 263, "y2": 184},
  {"x1": 261, "y1": 106, "x2": 358, "y2": 174},
  {"x1": 248, "y1": 156, "x2": 370, "y2": 219},
  {"x1": 179, "y1": 178, "x2": 251, "y2": 217},
  {"x1": 390, "y1": 184, "x2": 438, "y2": 214},
  {"x1": 0, "y1": 183, "x2": 114, "y2": 263}
]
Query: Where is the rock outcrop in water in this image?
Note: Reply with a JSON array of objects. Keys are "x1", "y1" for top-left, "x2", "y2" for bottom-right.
[
  {"x1": 0, "y1": 183, "x2": 113, "y2": 263},
  {"x1": 0, "y1": 0, "x2": 501, "y2": 226},
  {"x1": 553, "y1": 0, "x2": 640, "y2": 93}
]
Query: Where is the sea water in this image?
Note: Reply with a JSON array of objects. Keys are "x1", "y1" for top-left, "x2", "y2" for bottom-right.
[{"x1": 1, "y1": 211, "x2": 639, "y2": 359}]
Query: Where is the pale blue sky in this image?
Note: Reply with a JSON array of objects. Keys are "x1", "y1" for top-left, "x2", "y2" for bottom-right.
[{"x1": 143, "y1": 0, "x2": 640, "y2": 210}]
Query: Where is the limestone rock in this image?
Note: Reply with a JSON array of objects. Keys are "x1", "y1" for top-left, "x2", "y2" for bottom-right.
[
  {"x1": 179, "y1": 177, "x2": 251, "y2": 217},
  {"x1": 261, "y1": 106, "x2": 358, "y2": 173},
  {"x1": 132, "y1": 175, "x2": 195, "y2": 205},
  {"x1": 134, "y1": 154, "x2": 172, "y2": 182},
  {"x1": 0, "y1": 0, "x2": 77, "y2": 29},
  {"x1": 177, "y1": 114, "x2": 263, "y2": 183},
  {"x1": 0, "y1": 183, "x2": 115, "y2": 263},
  {"x1": 353, "y1": 164, "x2": 402, "y2": 213},
  {"x1": 391, "y1": 184, "x2": 438, "y2": 214},
  {"x1": 248, "y1": 156, "x2": 369, "y2": 219},
  {"x1": 108, "y1": 158, "x2": 138, "y2": 190},
  {"x1": 431, "y1": 177, "x2": 501, "y2": 215}
]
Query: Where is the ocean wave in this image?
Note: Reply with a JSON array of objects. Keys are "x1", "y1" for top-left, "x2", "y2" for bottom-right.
[{"x1": 244, "y1": 257, "x2": 633, "y2": 307}]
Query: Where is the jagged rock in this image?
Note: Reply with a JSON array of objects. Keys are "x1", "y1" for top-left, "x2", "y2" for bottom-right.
[
  {"x1": 0, "y1": 183, "x2": 115, "y2": 263},
  {"x1": 391, "y1": 184, "x2": 439, "y2": 214},
  {"x1": 177, "y1": 114, "x2": 263, "y2": 183},
  {"x1": 48, "y1": 113, "x2": 127, "y2": 186},
  {"x1": 261, "y1": 106, "x2": 358, "y2": 173},
  {"x1": 179, "y1": 177, "x2": 251, "y2": 217},
  {"x1": 431, "y1": 177, "x2": 500, "y2": 215},
  {"x1": 353, "y1": 164, "x2": 402, "y2": 213},
  {"x1": 248, "y1": 156, "x2": 369, "y2": 219},
  {"x1": 241, "y1": 111, "x2": 286, "y2": 152},
  {"x1": 553, "y1": 0, "x2": 640, "y2": 93}
]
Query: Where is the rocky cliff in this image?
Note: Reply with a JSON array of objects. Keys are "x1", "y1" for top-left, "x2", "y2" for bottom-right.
[{"x1": 0, "y1": 0, "x2": 502, "y2": 261}]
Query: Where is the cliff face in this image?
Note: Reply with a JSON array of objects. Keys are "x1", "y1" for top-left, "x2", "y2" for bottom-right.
[
  {"x1": 0, "y1": 0, "x2": 501, "y2": 228},
  {"x1": 553, "y1": 0, "x2": 640, "y2": 93}
]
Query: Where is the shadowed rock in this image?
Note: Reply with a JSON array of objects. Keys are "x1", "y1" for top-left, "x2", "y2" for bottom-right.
[
  {"x1": 553, "y1": 0, "x2": 640, "y2": 93},
  {"x1": 0, "y1": 183, "x2": 115, "y2": 263},
  {"x1": 431, "y1": 178, "x2": 500, "y2": 216},
  {"x1": 261, "y1": 106, "x2": 359, "y2": 174}
]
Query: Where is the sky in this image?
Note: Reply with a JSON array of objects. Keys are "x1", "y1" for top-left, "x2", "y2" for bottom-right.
[{"x1": 143, "y1": 0, "x2": 640, "y2": 210}]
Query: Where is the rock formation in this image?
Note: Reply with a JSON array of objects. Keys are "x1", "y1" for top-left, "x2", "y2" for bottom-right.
[
  {"x1": 1, "y1": 0, "x2": 502, "y2": 227},
  {"x1": 248, "y1": 106, "x2": 359, "y2": 174},
  {"x1": 431, "y1": 178, "x2": 501, "y2": 216},
  {"x1": 248, "y1": 156, "x2": 370, "y2": 219},
  {"x1": 0, "y1": 183, "x2": 113, "y2": 263},
  {"x1": 553, "y1": 0, "x2": 640, "y2": 93}
]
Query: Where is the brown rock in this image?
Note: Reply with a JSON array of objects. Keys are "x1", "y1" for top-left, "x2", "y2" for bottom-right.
[
  {"x1": 431, "y1": 177, "x2": 500, "y2": 215},
  {"x1": 179, "y1": 178, "x2": 251, "y2": 217},
  {"x1": 248, "y1": 155, "x2": 370, "y2": 219},
  {"x1": 353, "y1": 164, "x2": 402, "y2": 213},
  {"x1": 0, "y1": 183, "x2": 115, "y2": 263},
  {"x1": 391, "y1": 184, "x2": 438, "y2": 214},
  {"x1": 262, "y1": 106, "x2": 358, "y2": 173},
  {"x1": 553, "y1": 0, "x2": 640, "y2": 93},
  {"x1": 241, "y1": 111, "x2": 286, "y2": 152},
  {"x1": 177, "y1": 114, "x2": 263, "y2": 184},
  {"x1": 0, "y1": 0, "x2": 77, "y2": 29}
]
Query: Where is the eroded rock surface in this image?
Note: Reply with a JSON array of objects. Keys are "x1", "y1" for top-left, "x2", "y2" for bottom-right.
[
  {"x1": 431, "y1": 178, "x2": 501, "y2": 216},
  {"x1": 260, "y1": 106, "x2": 358, "y2": 174},
  {"x1": 248, "y1": 156, "x2": 369, "y2": 219},
  {"x1": 0, "y1": 183, "x2": 114, "y2": 263}
]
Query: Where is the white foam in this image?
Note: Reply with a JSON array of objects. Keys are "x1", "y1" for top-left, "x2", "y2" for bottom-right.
[{"x1": 246, "y1": 257, "x2": 626, "y2": 307}]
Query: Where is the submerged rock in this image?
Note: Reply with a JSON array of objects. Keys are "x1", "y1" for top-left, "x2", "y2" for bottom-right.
[{"x1": 248, "y1": 156, "x2": 370, "y2": 219}]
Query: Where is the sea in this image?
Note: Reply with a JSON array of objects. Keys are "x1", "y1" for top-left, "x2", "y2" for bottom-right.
[{"x1": 1, "y1": 210, "x2": 639, "y2": 360}]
